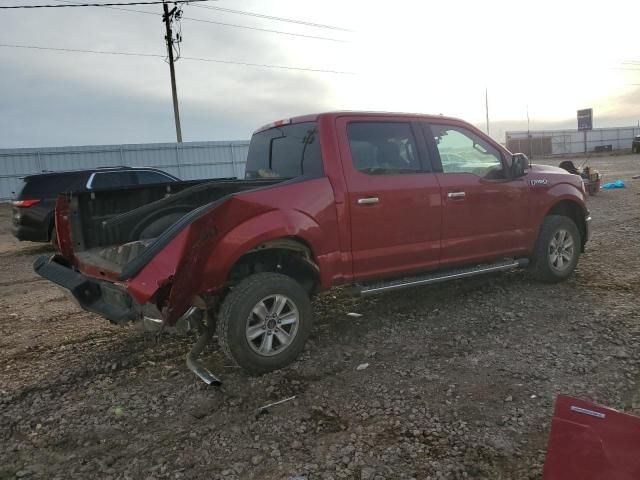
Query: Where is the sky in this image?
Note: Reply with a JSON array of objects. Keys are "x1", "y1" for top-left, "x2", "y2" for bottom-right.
[{"x1": 1, "y1": 0, "x2": 639, "y2": 148}]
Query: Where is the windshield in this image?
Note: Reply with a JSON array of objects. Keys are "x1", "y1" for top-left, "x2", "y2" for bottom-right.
[{"x1": 245, "y1": 122, "x2": 323, "y2": 179}]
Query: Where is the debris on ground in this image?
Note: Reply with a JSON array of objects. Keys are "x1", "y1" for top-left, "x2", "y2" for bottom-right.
[
  {"x1": 256, "y1": 395, "x2": 296, "y2": 416},
  {"x1": 356, "y1": 363, "x2": 370, "y2": 371},
  {"x1": 602, "y1": 180, "x2": 626, "y2": 189}
]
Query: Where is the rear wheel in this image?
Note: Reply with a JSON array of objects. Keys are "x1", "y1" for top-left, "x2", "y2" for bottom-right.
[
  {"x1": 217, "y1": 272, "x2": 312, "y2": 374},
  {"x1": 530, "y1": 215, "x2": 581, "y2": 283}
]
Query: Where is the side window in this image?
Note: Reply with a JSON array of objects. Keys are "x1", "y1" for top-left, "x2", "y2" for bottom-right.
[
  {"x1": 347, "y1": 122, "x2": 423, "y2": 175},
  {"x1": 135, "y1": 171, "x2": 173, "y2": 185},
  {"x1": 90, "y1": 172, "x2": 136, "y2": 189},
  {"x1": 430, "y1": 125, "x2": 503, "y2": 177}
]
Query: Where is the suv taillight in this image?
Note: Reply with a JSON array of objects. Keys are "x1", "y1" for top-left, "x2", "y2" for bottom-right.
[{"x1": 13, "y1": 199, "x2": 41, "y2": 208}]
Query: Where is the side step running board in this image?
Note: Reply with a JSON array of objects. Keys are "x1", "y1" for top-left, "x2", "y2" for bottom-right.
[{"x1": 355, "y1": 258, "x2": 529, "y2": 296}]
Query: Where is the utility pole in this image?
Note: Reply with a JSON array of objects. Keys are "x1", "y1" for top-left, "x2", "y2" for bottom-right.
[
  {"x1": 485, "y1": 87, "x2": 490, "y2": 137},
  {"x1": 163, "y1": 1, "x2": 182, "y2": 143}
]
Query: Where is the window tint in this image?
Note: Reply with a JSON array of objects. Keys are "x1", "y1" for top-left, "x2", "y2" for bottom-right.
[
  {"x1": 245, "y1": 122, "x2": 323, "y2": 179},
  {"x1": 431, "y1": 125, "x2": 503, "y2": 177},
  {"x1": 91, "y1": 172, "x2": 137, "y2": 189},
  {"x1": 18, "y1": 174, "x2": 84, "y2": 198},
  {"x1": 347, "y1": 122, "x2": 422, "y2": 175},
  {"x1": 135, "y1": 170, "x2": 174, "y2": 185}
]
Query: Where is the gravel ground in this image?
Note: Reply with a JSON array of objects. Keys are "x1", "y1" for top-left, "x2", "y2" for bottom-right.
[{"x1": 1, "y1": 154, "x2": 639, "y2": 480}]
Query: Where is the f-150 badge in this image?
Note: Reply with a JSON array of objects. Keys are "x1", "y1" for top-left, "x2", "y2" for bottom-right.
[{"x1": 530, "y1": 179, "x2": 549, "y2": 186}]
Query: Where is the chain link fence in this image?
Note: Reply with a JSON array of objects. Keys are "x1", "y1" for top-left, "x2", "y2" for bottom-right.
[{"x1": 505, "y1": 126, "x2": 640, "y2": 157}]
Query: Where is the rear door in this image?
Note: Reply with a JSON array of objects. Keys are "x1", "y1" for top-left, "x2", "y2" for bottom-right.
[
  {"x1": 423, "y1": 121, "x2": 530, "y2": 266},
  {"x1": 337, "y1": 116, "x2": 442, "y2": 281}
]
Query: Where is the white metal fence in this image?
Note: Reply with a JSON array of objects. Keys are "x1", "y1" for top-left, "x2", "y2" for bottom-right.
[
  {"x1": 505, "y1": 126, "x2": 640, "y2": 157},
  {"x1": 0, "y1": 140, "x2": 250, "y2": 200}
]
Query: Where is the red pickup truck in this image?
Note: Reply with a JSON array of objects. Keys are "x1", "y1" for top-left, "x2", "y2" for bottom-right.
[{"x1": 35, "y1": 112, "x2": 591, "y2": 383}]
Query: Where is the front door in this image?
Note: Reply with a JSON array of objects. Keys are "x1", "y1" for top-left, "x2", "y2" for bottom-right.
[
  {"x1": 424, "y1": 121, "x2": 530, "y2": 267},
  {"x1": 337, "y1": 117, "x2": 442, "y2": 281}
]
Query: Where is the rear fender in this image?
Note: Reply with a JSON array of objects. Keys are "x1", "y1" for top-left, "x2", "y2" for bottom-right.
[
  {"x1": 149, "y1": 208, "x2": 322, "y2": 325},
  {"x1": 201, "y1": 209, "x2": 321, "y2": 291}
]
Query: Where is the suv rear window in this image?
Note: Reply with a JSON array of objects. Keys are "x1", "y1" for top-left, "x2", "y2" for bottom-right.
[
  {"x1": 245, "y1": 122, "x2": 323, "y2": 179},
  {"x1": 16, "y1": 174, "x2": 85, "y2": 199}
]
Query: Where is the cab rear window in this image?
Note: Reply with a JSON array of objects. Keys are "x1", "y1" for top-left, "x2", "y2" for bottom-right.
[{"x1": 245, "y1": 122, "x2": 323, "y2": 179}]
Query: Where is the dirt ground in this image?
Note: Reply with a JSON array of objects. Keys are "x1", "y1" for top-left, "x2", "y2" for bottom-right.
[{"x1": 1, "y1": 155, "x2": 639, "y2": 480}]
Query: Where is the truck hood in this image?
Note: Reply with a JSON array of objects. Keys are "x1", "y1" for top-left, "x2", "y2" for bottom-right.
[
  {"x1": 529, "y1": 163, "x2": 571, "y2": 175},
  {"x1": 529, "y1": 163, "x2": 583, "y2": 189}
]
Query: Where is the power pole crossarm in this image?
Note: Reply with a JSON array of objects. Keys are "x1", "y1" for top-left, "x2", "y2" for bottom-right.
[{"x1": 163, "y1": 1, "x2": 182, "y2": 143}]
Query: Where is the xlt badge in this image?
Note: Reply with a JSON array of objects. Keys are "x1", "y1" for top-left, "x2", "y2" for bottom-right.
[{"x1": 530, "y1": 179, "x2": 549, "y2": 186}]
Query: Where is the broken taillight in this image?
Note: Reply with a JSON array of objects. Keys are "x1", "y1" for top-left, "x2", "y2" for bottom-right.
[{"x1": 12, "y1": 199, "x2": 41, "y2": 208}]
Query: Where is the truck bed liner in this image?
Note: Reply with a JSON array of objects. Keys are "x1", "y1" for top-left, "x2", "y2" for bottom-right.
[{"x1": 75, "y1": 238, "x2": 155, "y2": 274}]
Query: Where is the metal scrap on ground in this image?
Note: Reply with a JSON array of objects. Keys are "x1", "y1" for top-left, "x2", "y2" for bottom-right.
[{"x1": 256, "y1": 395, "x2": 296, "y2": 415}]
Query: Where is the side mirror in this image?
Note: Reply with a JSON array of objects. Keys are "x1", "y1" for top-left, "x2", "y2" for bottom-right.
[{"x1": 511, "y1": 153, "x2": 529, "y2": 178}]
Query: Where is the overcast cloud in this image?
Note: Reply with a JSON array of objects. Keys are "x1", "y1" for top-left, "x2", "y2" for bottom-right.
[{"x1": 1, "y1": 0, "x2": 639, "y2": 148}]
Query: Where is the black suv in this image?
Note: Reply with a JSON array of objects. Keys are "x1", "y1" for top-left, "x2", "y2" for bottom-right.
[{"x1": 12, "y1": 167, "x2": 178, "y2": 243}]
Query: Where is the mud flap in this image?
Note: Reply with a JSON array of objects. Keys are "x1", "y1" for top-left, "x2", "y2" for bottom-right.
[{"x1": 543, "y1": 395, "x2": 640, "y2": 479}]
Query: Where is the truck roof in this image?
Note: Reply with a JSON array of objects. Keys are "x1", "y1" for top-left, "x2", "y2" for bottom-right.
[{"x1": 254, "y1": 111, "x2": 463, "y2": 134}]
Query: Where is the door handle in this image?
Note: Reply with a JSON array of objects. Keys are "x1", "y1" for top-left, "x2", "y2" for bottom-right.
[
  {"x1": 447, "y1": 191, "x2": 466, "y2": 199},
  {"x1": 357, "y1": 197, "x2": 379, "y2": 205}
]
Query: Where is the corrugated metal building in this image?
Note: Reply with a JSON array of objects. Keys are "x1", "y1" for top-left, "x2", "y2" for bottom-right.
[
  {"x1": 505, "y1": 126, "x2": 640, "y2": 157},
  {"x1": 0, "y1": 140, "x2": 250, "y2": 200}
]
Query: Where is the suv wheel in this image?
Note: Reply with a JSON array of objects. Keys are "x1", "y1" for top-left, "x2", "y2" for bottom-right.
[
  {"x1": 217, "y1": 272, "x2": 312, "y2": 374},
  {"x1": 530, "y1": 215, "x2": 581, "y2": 283}
]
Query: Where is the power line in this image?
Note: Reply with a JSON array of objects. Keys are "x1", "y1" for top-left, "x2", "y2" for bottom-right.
[
  {"x1": 51, "y1": 0, "x2": 159, "y2": 15},
  {"x1": 181, "y1": 15, "x2": 348, "y2": 42},
  {"x1": 191, "y1": 4, "x2": 352, "y2": 32},
  {"x1": 47, "y1": 0, "x2": 348, "y2": 43},
  {"x1": 0, "y1": 43, "x2": 356, "y2": 74},
  {"x1": 180, "y1": 55, "x2": 353, "y2": 74},
  {"x1": 0, "y1": 0, "x2": 210, "y2": 8},
  {"x1": 0, "y1": 43, "x2": 161, "y2": 57}
]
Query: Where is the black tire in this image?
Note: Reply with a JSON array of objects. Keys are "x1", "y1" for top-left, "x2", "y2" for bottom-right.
[
  {"x1": 217, "y1": 272, "x2": 312, "y2": 374},
  {"x1": 530, "y1": 215, "x2": 581, "y2": 283}
]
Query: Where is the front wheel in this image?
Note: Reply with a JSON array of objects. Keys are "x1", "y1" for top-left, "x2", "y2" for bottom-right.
[
  {"x1": 217, "y1": 272, "x2": 312, "y2": 374},
  {"x1": 530, "y1": 215, "x2": 581, "y2": 283}
]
